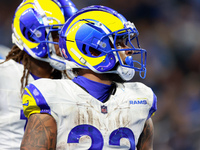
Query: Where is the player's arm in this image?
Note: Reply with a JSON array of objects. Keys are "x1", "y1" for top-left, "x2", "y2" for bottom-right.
[
  {"x1": 137, "y1": 118, "x2": 154, "y2": 150},
  {"x1": 20, "y1": 113, "x2": 57, "y2": 150}
]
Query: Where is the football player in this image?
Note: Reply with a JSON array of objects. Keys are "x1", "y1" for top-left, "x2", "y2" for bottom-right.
[
  {"x1": 21, "y1": 5, "x2": 157, "y2": 150},
  {"x1": 0, "y1": 0, "x2": 77, "y2": 149}
]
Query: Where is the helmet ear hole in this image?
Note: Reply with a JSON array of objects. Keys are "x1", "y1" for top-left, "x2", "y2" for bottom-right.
[
  {"x1": 89, "y1": 47, "x2": 101, "y2": 56},
  {"x1": 22, "y1": 28, "x2": 36, "y2": 42},
  {"x1": 82, "y1": 44, "x2": 87, "y2": 54},
  {"x1": 27, "y1": 31, "x2": 36, "y2": 42},
  {"x1": 81, "y1": 44, "x2": 101, "y2": 56}
]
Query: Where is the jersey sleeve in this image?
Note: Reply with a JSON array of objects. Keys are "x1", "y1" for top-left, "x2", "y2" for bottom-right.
[
  {"x1": 135, "y1": 83, "x2": 157, "y2": 120},
  {"x1": 124, "y1": 82, "x2": 157, "y2": 120},
  {"x1": 147, "y1": 92, "x2": 157, "y2": 119},
  {"x1": 22, "y1": 83, "x2": 51, "y2": 118}
]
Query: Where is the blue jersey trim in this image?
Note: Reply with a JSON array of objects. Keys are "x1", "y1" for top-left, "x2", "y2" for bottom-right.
[
  {"x1": 147, "y1": 93, "x2": 157, "y2": 120},
  {"x1": 26, "y1": 83, "x2": 51, "y2": 114}
]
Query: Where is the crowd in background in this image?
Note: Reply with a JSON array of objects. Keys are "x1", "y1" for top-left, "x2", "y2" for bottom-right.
[{"x1": 0, "y1": 0, "x2": 199, "y2": 149}]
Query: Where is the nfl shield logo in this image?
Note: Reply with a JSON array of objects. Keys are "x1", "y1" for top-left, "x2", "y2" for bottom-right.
[{"x1": 101, "y1": 105, "x2": 107, "y2": 114}]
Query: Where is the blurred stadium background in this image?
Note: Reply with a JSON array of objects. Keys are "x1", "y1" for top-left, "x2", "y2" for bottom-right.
[{"x1": 0, "y1": 0, "x2": 200, "y2": 149}]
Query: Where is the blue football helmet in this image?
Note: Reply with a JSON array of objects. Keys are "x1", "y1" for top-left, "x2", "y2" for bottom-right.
[
  {"x1": 12, "y1": 0, "x2": 77, "y2": 70},
  {"x1": 59, "y1": 5, "x2": 147, "y2": 80},
  {"x1": 55, "y1": 0, "x2": 78, "y2": 21}
]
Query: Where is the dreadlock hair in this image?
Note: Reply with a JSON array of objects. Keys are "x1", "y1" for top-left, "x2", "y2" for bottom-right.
[{"x1": 0, "y1": 44, "x2": 69, "y2": 97}]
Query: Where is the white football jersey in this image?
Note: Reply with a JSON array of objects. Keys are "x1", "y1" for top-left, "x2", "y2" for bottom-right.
[
  {"x1": 23, "y1": 78, "x2": 157, "y2": 150},
  {"x1": 0, "y1": 59, "x2": 35, "y2": 149}
]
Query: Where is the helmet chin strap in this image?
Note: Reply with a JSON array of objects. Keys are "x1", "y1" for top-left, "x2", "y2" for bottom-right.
[{"x1": 116, "y1": 65, "x2": 135, "y2": 81}]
